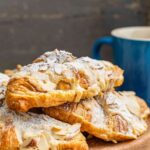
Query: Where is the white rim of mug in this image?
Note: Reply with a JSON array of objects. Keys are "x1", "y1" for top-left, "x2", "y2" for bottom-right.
[{"x1": 111, "y1": 26, "x2": 150, "y2": 41}]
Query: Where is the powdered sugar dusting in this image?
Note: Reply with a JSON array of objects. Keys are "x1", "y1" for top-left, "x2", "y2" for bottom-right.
[
  {"x1": 0, "y1": 105, "x2": 81, "y2": 149},
  {"x1": 60, "y1": 91, "x2": 147, "y2": 139},
  {"x1": 34, "y1": 49, "x2": 76, "y2": 64},
  {"x1": 98, "y1": 91, "x2": 147, "y2": 136},
  {"x1": 12, "y1": 50, "x2": 123, "y2": 98}
]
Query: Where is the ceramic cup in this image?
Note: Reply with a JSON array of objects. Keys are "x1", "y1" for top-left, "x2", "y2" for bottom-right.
[{"x1": 92, "y1": 26, "x2": 150, "y2": 105}]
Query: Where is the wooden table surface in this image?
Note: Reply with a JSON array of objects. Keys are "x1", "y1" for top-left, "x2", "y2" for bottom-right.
[{"x1": 88, "y1": 117, "x2": 150, "y2": 150}]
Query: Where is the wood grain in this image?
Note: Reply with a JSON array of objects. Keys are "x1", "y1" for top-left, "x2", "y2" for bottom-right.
[{"x1": 88, "y1": 117, "x2": 150, "y2": 150}]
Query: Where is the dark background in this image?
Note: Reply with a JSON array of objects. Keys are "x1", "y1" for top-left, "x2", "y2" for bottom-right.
[{"x1": 0, "y1": 0, "x2": 150, "y2": 71}]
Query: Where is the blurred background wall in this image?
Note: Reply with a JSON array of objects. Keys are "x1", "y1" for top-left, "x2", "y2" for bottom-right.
[{"x1": 0, "y1": 0, "x2": 150, "y2": 71}]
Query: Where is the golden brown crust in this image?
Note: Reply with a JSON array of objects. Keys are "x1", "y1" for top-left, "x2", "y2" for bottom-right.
[
  {"x1": 0, "y1": 126, "x2": 19, "y2": 150},
  {"x1": 44, "y1": 107, "x2": 136, "y2": 142},
  {"x1": 0, "y1": 126, "x2": 88, "y2": 150},
  {"x1": 6, "y1": 77, "x2": 82, "y2": 112},
  {"x1": 44, "y1": 91, "x2": 148, "y2": 142},
  {"x1": 54, "y1": 134, "x2": 88, "y2": 150},
  {"x1": 0, "y1": 106, "x2": 88, "y2": 150},
  {"x1": 6, "y1": 53, "x2": 123, "y2": 112}
]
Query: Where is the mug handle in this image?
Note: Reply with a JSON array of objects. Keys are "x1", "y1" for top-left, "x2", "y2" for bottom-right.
[{"x1": 92, "y1": 36, "x2": 113, "y2": 60}]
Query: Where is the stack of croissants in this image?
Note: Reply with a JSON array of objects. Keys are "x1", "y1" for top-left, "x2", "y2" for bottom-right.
[{"x1": 0, "y1": 49, "x2": 149, "y2": 150}]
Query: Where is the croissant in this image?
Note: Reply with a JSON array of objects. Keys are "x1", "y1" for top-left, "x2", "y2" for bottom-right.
[
  {"x1": 0, "y1": 105, "x2": 88, "y2": 150},
  {"x1": 44, "y1": 91, "x2": 149, "y2": 143},
  {"x1": 0, "y1": 72, "x2": 88, "y2": 150},
  {"x1": 6, "y1": 50, "x2": 123, "y2": 112}
]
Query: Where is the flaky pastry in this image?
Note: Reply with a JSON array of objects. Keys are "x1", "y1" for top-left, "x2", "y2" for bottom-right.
[
  {"x1": 0, "y1": 72, "x2": 88, "y2": 150},
  {"x1": 0, "y1": 105, "x2": 88, "y2": 150},
  {"x1": 44, "y1": 91, "x2": 149, "y2": 143},
  {"x1": 6, "y1": 50, "x2": 123, "y2": 112}
]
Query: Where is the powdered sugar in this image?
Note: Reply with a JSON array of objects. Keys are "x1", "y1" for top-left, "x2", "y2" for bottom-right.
[
  {"x1": 11, "y1": 50, "x2": 123, "y2": 96},
  {"x1": 0, "y1": 105, "x2": 81, "y2": 149},
  {"x1": 99, "y1": 91, "x2": 147, "y2": 136},
  {"x1": 34, "y1": 49, "x2": 76, "y2": 64}
]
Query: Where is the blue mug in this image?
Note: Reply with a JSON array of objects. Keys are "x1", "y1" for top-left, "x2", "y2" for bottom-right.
[{"x1": 92, "y1": 26, "x2": 150, "y2": 105}]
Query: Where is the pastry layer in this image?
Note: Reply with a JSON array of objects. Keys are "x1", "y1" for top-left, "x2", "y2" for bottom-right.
[
  {"x1": 0, "y1": 105, "x2": 88, "y2": 150},
  {"x1": 0, "y1": 71, "x2": 88, "y2": 150},
  {"x1": 44, "y1": 91, "x2": 149, "y2": 143},
  {"x1": 6, "y1": 50, "x2": 123, "y2": 112}
]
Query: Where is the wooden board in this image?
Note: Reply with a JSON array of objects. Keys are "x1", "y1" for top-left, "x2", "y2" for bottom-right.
[{"x1": 88, "y1": 117, "x2": 150, "y2": 150}]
